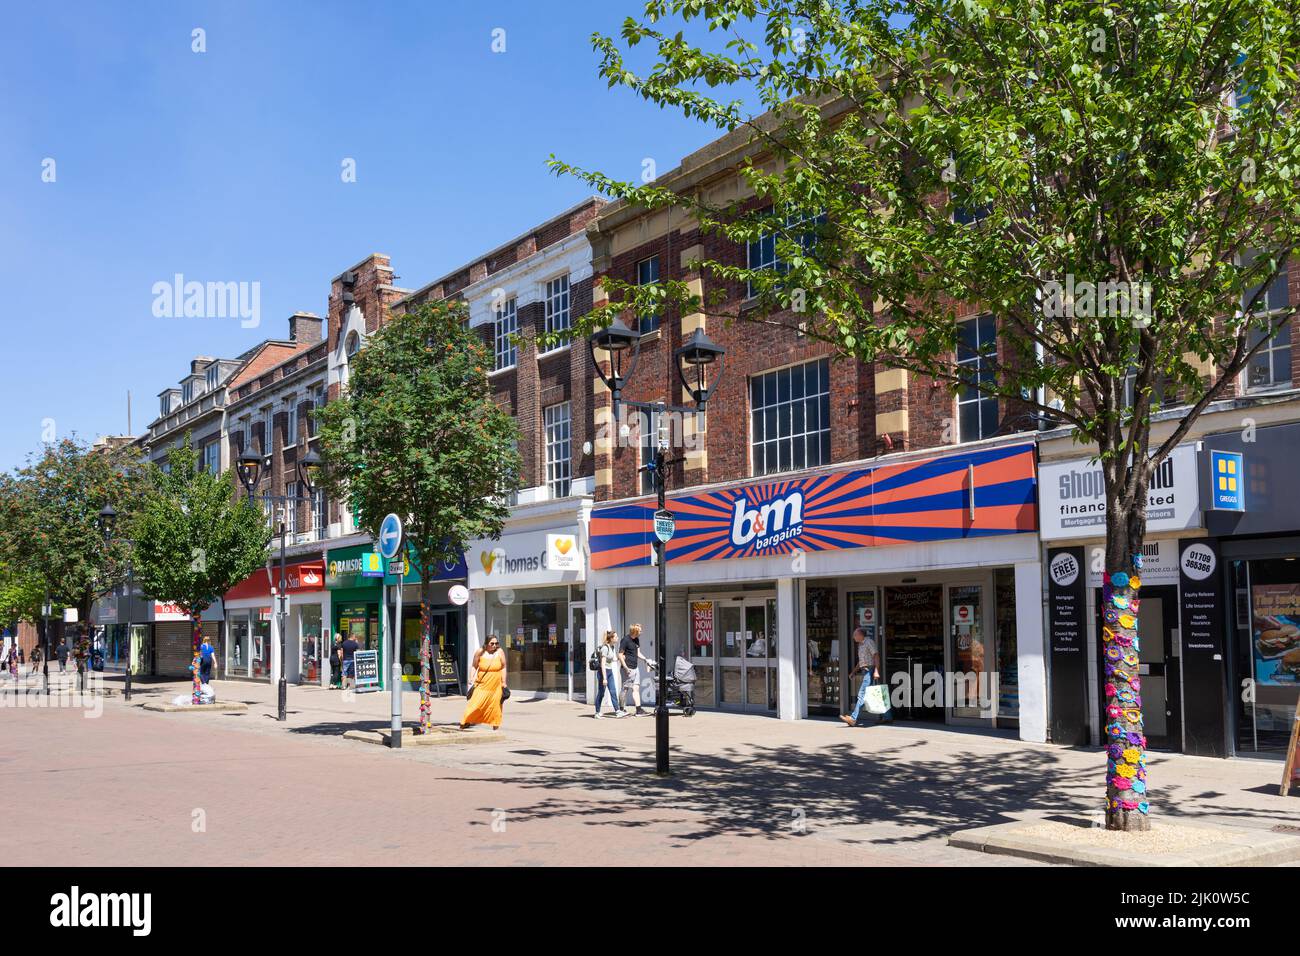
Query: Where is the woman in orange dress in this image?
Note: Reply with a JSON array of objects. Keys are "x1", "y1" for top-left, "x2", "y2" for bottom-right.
[{"x1": 460, "y1": 635, "x2": 507, "y2": 729}]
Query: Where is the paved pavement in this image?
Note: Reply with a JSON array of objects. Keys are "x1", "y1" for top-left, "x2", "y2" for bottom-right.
[{"x1": 1, "y1": 673, "x2": 1295, "y2": 866}]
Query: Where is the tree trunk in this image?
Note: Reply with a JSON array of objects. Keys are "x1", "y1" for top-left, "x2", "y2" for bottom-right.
[
  {"x1": 1103, "y1": 496, "x2": 1151, "y2": 831},
  {"x1": 417, "y1": 574, "x2": 432, "y2": 734},
  {"x1": 191, "y1": 617, "x2": 203, "y2": 705}
]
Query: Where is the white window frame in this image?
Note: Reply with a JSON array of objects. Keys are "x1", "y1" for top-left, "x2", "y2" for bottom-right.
[
  {"x1": 544, "y1": 402, "x2": 572, "y2": 499},
  {"x1": 746, "y1": 208, "x2": 827, "y2": 299},
  {"x1": 205, "y1": 364, "x2": 220, "y2": 390},
  {"x1": 955, "y1": 313, "x2": 1000, "y2": 443},
  {"x1": 542, "y1": 274, "x2": 571, "y2": 347},
  {"x1": 494, "y1": 296, "x2": 518, "y2": 371},
  {"x1": 202, "y1": 440, "x2": 220, "y2": 475},
  {"x1": 638, "y1": 407, "x2": 662, "y2": 496},
  {"x1": 1239, "y1": 249, "x2": 1292, "y2": 392},
  {"x1": 284, "y1": 483, "x2": 298, "y2": 537},
  {"x1": 749, "y1": 358, "x2": 831, "y2": 477},
  {"x1": 284, "y1": 395, "x2": 298, "y2": 448},
  {"x1": 261, "y1": 406, "x2": 274, "y2": 457},
  {"x1": 312, "y1": 486, "x2": 327, "y2": 537}
]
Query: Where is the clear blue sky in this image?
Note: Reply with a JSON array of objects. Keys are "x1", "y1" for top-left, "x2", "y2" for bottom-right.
[{"x1": 0, "y1": 0, "x2": 745, "y2": 471}]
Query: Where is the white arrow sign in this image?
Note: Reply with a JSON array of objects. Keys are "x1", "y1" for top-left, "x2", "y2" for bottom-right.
[{"x1": 378, "y1": 513, "x2": 403, "y2": 560}]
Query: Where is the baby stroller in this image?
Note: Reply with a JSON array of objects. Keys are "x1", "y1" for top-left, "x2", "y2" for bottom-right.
[{"x1": 648, "y1": 656, "x2": 697, "y2": 716}]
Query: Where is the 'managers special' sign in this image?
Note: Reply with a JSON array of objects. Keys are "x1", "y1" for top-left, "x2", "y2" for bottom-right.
[{"x1": 590, "y1": 443, "x2": 1037, "y2": 570}]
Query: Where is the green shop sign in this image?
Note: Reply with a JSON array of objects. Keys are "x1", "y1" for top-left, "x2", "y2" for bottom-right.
[{"x1": 327, "y1": 543, "x2": 466, "y2": 589}]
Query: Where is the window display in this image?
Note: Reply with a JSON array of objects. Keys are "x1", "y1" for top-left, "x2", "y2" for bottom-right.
[
  {"x1": 1234, "y1": 558, "x2": 1300, "y2": 755},
  {"x1": 484, "y1": 586, "x2": 571, "y2": 693},
  {"x1": 805, "y1": 586, "x2": 839, "y2": 714}
]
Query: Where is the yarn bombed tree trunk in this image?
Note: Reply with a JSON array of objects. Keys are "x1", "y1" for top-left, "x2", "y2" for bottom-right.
[
  {"x1": 191, "y1": 617, "x2": 203, "y2": 705},
  {"x1": 1102, "y1": 550, "x2": 1150, "y2": 831}
]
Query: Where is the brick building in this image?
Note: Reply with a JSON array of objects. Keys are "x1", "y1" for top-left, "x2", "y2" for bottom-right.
[
  {"x1": 389, "y1": 198, "x2": 605, "y2": 697},
  {"x1": 583, "y1": 129, "x2": 1047, "y2": 736}
]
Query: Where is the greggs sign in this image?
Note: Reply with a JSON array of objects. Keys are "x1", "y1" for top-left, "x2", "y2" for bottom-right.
[{"x1": 590, "y1": 443, "x2": 1037, "y2": 570}]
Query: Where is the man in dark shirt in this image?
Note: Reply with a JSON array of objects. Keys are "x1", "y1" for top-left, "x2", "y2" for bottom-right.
[
  {"x1": 341, "y1": 635, "x2": 360, "y2": 689},
  {"x1": 618, "y1": 624, "x2": 649, "y2": 716}
]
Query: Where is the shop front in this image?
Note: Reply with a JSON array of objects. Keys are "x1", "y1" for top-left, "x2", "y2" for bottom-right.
[
  {"x1": 327, "y1": 543, "x2": 466, "y2": 691},
  {"x1": 150, "y1": 601, "x2": 195, "y2": 677},
  {"x1": 225, "y1": 560, "x2": 328, "y2": 685},
  {"x1": 1203, "y1": 422, "x2": 1300, "y2": 761},
  {"x1": 590, "y1": 442, "x2": 1047, "y2": 739},
  {"x1": 1038, "y1": 444, "x2": 1205, "y2": 753},
  {"x1": 467, "y1": 516, "x2": 589, "y2": 700}
]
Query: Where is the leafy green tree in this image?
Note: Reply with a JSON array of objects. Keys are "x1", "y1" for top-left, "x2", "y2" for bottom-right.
[
  {"x1": 130, "y1": 440, "x2": 271, "y2": 701},
  {"x1": 552, "y1": 0, "x2": 1300, "y2": 829},
  {"x1": 0, "y1": 437, "x2": 138, "y2": 664},
  {"x1": 317, "y1": 299, "x2": 522, "y2": 728}
]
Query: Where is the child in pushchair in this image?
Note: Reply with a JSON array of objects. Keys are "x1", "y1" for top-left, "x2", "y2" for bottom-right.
[{"x1": 647, "y1": 655, "x2": 697, "y2": 716}]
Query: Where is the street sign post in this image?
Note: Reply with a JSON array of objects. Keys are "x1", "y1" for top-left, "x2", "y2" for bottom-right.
[
  {"x1": 378, "y1": 513, "x2": 405, "y2": 747},
  {"x1": 654, "y1": 509, "x2": 675, "y2": 543},
  {"x1": 378, "y1": 513, "x2": 404, "y2": 559}
]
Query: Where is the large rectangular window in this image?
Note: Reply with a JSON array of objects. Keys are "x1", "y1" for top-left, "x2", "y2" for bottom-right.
[
  {"x1": 956, "y1": 313, "x2": 999, "y2": 442},
  {"x1": 312, "y1": 486, "x2": 327, "y2": 537},
  {"x1": 638, "y1": 408, "x2": 661, "y2": 496},
  {"x1": 494, "y1": 297, "x2": 518, "y2": 371},
  {"x1": 746, "y1": 208, "x2": 827, "y2": 298},
  {"x1": 261, "y1": 407, "x2": 274, "y2": 456},
  {"x1": 750, "y1": 359, "x2": 830, "y2": 476},
  {"x1": 284, "y1": 483, "x2": 298, "y2": 537},
  {"x1": 543, "y1": 274, "x2": 570, "y2": 344},
  {"x1": 1241, "y1": 250, "x2": 1291, "y2": 391},
  {"x1": 202, "y1": 440, "x2": 220, "y2": 475},
  {"x1": 284, "y1": 396, "x2": 298, "y2": 447},
  {"x1": 636, "y1": 256, "x2": 660, "y2": 335},
  {"x1": 544, "y1": 402, "x2": 572, "y2": 499}
]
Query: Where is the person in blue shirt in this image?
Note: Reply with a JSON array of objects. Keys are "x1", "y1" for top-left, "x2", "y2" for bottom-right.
[{"x1": 199, "y1": 636, "x2": 217, "y2": 684}]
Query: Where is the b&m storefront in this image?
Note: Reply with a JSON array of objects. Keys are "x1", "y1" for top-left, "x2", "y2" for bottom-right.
[{"x1": 587, "y1": 441, "x2": 1049, "y2": 741}]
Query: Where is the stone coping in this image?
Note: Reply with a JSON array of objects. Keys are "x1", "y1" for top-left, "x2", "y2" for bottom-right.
[
  {"x1": 949, "y1": 818, "x2": 1300, "y2": 867},
  {"x1": 343, "y1": 726, "x2": 506, "y2": 747}
]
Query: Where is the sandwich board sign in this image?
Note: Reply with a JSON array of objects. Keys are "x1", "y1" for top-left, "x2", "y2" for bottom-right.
[{"x1": 353, "y1": 649, "x2": 380, "y2": 693}]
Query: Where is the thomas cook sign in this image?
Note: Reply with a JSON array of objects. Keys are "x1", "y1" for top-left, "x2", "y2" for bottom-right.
[{"x1": 468, "y1": 527, "x2": 585, "y2": 588}]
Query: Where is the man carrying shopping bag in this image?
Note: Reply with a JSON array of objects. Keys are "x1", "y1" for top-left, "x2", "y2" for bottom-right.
[{"x1": 841, "y1": 627, "x2": 893, "y2": 727}]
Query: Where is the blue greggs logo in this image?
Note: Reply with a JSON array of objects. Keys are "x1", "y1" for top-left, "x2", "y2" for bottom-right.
[{"x1": 730, "y1": 489, "x2": 805, "y2": 551}]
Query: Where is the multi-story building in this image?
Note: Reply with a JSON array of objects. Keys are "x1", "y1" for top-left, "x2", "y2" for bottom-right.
[
  {"x1": 583, "y1": 132, "x2": 1047, "y2": 737},
  {"x1": 390, "y1": 198, "x2": 604, "y2": 698},
  {"x1": 222, "y1": 311, "x2": 331, "y2": 686}
]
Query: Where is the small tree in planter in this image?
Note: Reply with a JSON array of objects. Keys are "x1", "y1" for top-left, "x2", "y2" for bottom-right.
[
  {"x1": 131, "y1": 441, "x2": 271, "y2": 702},
  {"x1": 317, "y1": 299, "x2": 522, "y2": 731}
]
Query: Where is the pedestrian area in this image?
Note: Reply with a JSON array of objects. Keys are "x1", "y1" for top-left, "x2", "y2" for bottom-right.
[{"x1": 3, "y1": 673, "x2": 1296, "y2": 866}]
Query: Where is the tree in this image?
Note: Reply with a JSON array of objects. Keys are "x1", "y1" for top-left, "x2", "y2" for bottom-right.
[
  {"x1": 0, "y1": 437, "x2": 139, "y2": 671},
  {"x1": 551, "y1": 0, "x2": 1300, "y2": 829},
  {"x1": 130, "y1": 440, "x2": 271, "y2": 703},
  {"x1": 316, "y1": 299, "x2": 522, "y2": 731}
]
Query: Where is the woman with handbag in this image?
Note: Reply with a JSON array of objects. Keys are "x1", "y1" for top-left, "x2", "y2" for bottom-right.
[{"x1": 460, "y1": 634, "x2": 507, "y2": 730}]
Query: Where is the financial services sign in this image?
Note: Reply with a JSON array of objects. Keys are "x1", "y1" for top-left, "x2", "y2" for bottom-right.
[{"x1": 1038, "y1": 444, "x2": 1201, "y2": 542}]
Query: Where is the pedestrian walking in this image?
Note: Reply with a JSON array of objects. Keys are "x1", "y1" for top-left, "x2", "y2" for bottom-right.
[
  {"x1": 330, "y1": 635, "x2": 344, "y2": 689},
  {"x1": 198, "y1": 634, "x2": 217, "y2": 684},
  {"x1": 618, "y1": 623, "x2": 651, "y2": 716},
  {"x1": 593, "y1": 630, "x2": 627, "y2": 719},
  {"x1": 30, "y1": 644, "x2": 42, "y2": 672},
  {"x1": 5, "y1": 644, "x2": 16, "y2": 679},
  {"x1": 841, "y1": 626, "x2": 893, "y2": 727},
  {"x1": 459, "y1": 635, "x2": 507, "y2": 730},
  {"x1": 56, "y1": 639, "x2": 69, "y2": 673},
  {"x1": 340, "y1": 633, "x2": 359, "y2": 690}
]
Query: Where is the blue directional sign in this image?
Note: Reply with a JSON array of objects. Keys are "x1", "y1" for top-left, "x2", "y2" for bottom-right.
[
  {"x1": 378, "y1": 513, "x2": 404, "y2": 559},
  {"x1": 1209, "y1": 451, "x2": 1245, "y2": 512}
]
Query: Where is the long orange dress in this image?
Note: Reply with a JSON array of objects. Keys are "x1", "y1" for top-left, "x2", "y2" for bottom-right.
[{"x1": 461, "y1": 649, "x2": 505, "y2": 728}]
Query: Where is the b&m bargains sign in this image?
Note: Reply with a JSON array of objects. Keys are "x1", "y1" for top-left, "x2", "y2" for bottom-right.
[
  {"x1": 1037, "y1": 444, "x2": 1201, "y2": 542},
  {"x1": 590, "y1": 443, "x2": 1037, "y2": 570}
]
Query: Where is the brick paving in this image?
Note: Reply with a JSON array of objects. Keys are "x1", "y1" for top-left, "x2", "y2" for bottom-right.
[{"x1": 1, "y1": 674, "x2": 1295, "y2": 866}]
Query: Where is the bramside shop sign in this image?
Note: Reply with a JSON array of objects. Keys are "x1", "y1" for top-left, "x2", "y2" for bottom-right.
[{"x1": 1038, "y1": 444, "x2": 1200, "y2": 542}]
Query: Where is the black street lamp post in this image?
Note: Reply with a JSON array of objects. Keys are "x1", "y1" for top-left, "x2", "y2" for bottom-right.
[
  {"x1": 97, "y1": 504, "x2": 135, "y2": 702},
  {"x1": 590, "y1": 322, "x2": 725, "y2": 776},
  {"x1": 236, "y1": 449, "x2": 322, "y2": 722}
]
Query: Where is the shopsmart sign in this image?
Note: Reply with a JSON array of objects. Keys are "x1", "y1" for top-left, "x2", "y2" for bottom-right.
[
  {"x1": 590, "y1": 443, "x2": 1037, "y2": 570},
  {"x1": 1038, "y1": 444, "x2": 1200, "y2": 541}
]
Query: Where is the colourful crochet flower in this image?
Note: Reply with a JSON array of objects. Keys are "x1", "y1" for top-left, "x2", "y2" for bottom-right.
[
  {"x1": 1129, "y1": 599, "x2": 1140, "y2": 613},
  {"x1": 1118, "y1": 614, "x2": 1136, "y2": 629},
  {"x1": 1107, "y1": 721, "x2": 1125, "y2": 738},
  {"x1": 1112, "y1": 776, "x2": 1132, "y2": 790},
  {"x1": 1117, "y1": 688, "x2": 1136, "y2": 705},
  {"x1": 1105, "y1": 646, "x2": 1122, "y2": 662},
  {"x1": 1115, "y1": 763, "x2": 1137, "y2": 779},
  {"x1": 1112, "y1": 595, "x2": 1130, "y2": 610},
  {"x1": 1131, "y1": 695, "x2": 1142, "y2": 709},
  {"x1": 1104, "y1": 608, "x2": 1120, "y2": 624},
  {"x1": 1102, "y1": 627, "x2": 1117, "y2": 644},
  {"x1": 1138, "y1": 802, "x2": 1149, "y2": 814},
  {"x1": 1122, "y1": 708, "x2": 1142, "y2": 724},
  {"x1": 1111, "y1": 571, "x2": 1129, "y2": 588},
  {"x1": 1122, "y1": 747, "x2": 1141, "y2": 764},
  {"x1": 1130, "y1": 780, "x2": 1146, "y2": 794},
  {"x1": 1119, "y1": 799, "x2": 1140, "y2": 811},
  {"x1": 1136, "y1": 767, "x2": 1147, "y2": 781},
  {"x1": 1122, "y1": 652, "x2": 1139, "y2": 667},
  {"x1": 1129, "y1": 576, "x2": 1141, "y2": 590},
  {"x1": 1132, "y1": 553, "x2": 1143, "y2": 570},
  {"x1": 1127, "y1": 732, "x2": 1145, "y2": 747},
  {"x1": 1107, "y1": 743, "x2": 1124, "y2": 760},
  {"x1": 1131, "y1": 677, "x2": 1142, "y2": 692},
  {"x1": 1104, "y1": 682, "x2": 1118, "y2": 697},
  {"x1": 1107, "y1": 705, "x2": 1122, "y2": 719}
]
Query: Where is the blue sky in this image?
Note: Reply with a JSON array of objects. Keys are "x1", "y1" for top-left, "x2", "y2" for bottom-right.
[{"x1": 0, "y1": 1, "x2": 744, "y2": 471}]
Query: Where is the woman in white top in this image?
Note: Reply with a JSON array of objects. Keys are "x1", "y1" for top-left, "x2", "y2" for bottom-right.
[{"x1": 594, "y1": 630, "x2": 627, "y2": 718}]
